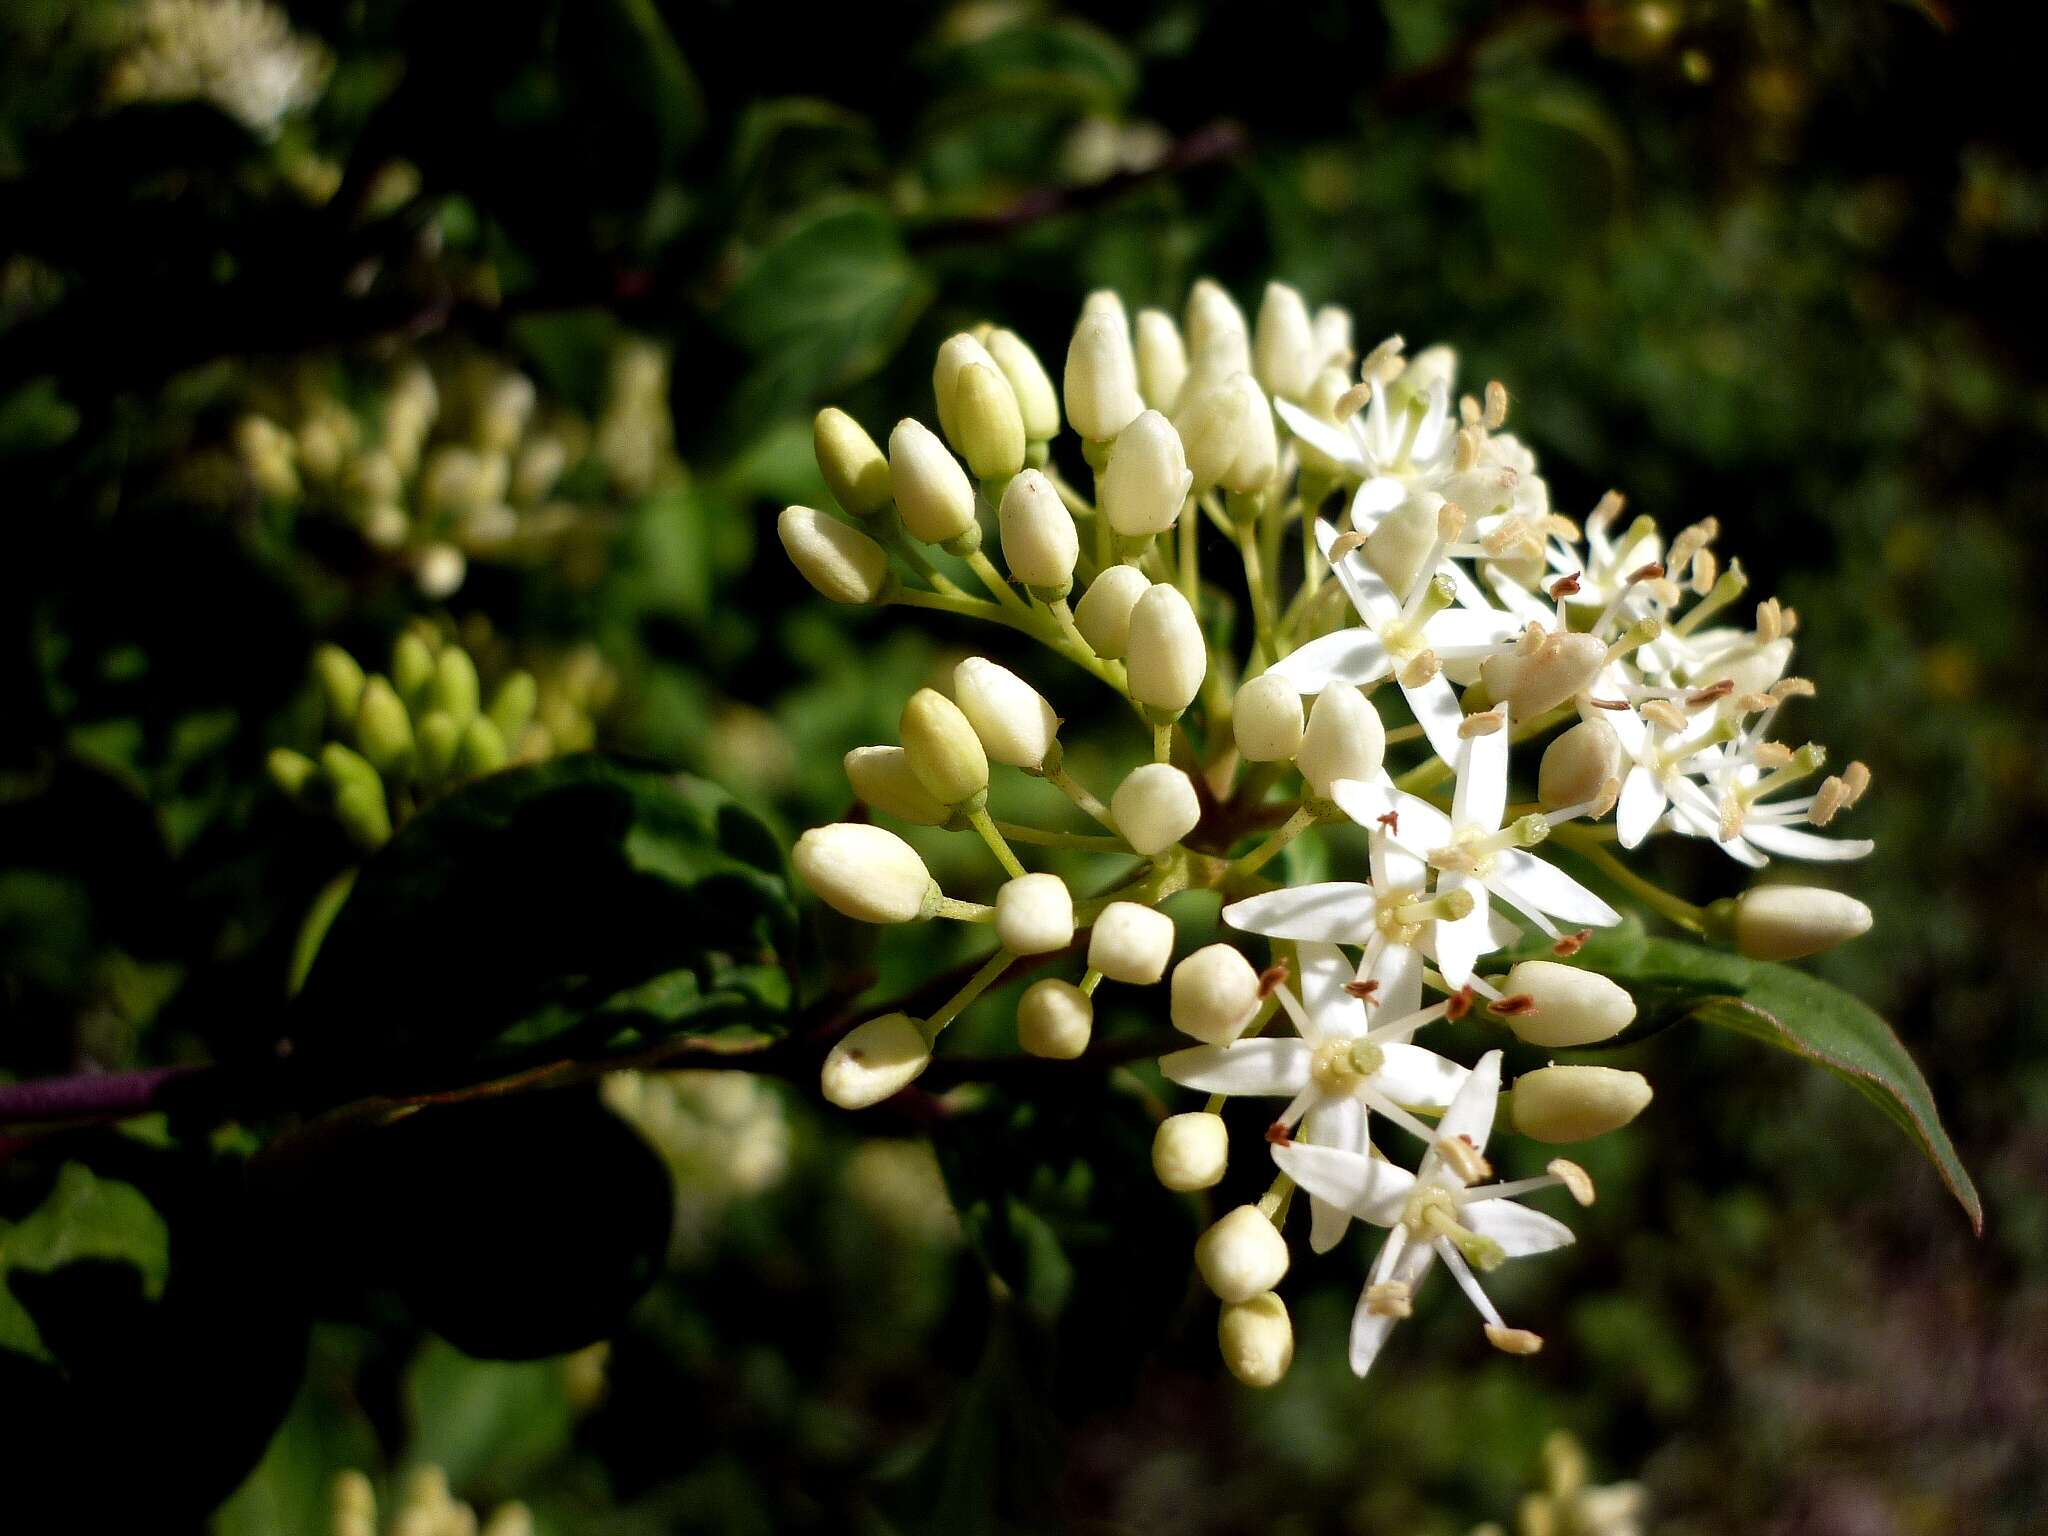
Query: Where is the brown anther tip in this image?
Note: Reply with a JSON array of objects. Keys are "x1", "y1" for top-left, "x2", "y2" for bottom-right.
[
  {"x1": 1264, "y1": 1122, "x2": 1294, "y2": 1147},
  {"x1": 1548, "y1": 573, "x2": 1583, "y2": 599},
  {"x1": 1551, "y1": 929, "x2": 1591, "y2": 957},
  {"x1": 1344, "y1": 978, "x2": 1382, "y2": 1002},
  {"x1": 1445, "y1": 987, "x2": 1475, "y2": 1021},
  {"x1": 1257, "y1": 962, "x2": 1291, "y2": 998},
  {"x1": 1588, "y1": 696, "x2": 1630, "y2": 711},
  {"x1": 1685, "y1": 679, "x2": 1735, "y2": 707},
  {"x1": 1377, "y1": 810, "x2": 1401, "y2": 834},
  {"x1": 1488, "y1": 993, "x2": 1539, "y2": 1018},
  {"x1": 1329, "y1": 530, "x2": 1370, "y2": 563}
]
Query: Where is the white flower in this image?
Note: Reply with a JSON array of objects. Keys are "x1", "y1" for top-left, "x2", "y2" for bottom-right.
[
  {"x1": 1267, "y1": 517, "x2": 1520, "y2": 765},
  {"x1": 1273, "y1": 363, "x2": 1456, "y2": 497},
  {"x1": 1274, "y1": 1051, "x2": 1585, "y2": 1377},
  {"x1": 1160, "y1": 940, "x2": 1468, "y2": 1252}
]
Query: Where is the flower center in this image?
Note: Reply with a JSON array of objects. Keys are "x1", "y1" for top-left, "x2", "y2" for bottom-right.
[{"x1": 1310, "y1": 1038, "x2": 1385, "y2": 1093}]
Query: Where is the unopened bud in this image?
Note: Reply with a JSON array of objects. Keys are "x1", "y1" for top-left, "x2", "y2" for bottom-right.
[
  {"x1": 813, "y1": 408, "x2": 892, "y2": 518},
  {"x1": 1297, "y1": 683, "x2": 1386, "y2": 797},
  {"x1": 427, "y1": 647, "x2": 480, "y2": 727},
  {"x1": 454, "y1": 716, "x2": 507, "y2": 777},
  {"x1": 1481, "y1": 631, "x2": 1608, "y2": 720},
  {"x1": 1511, "y1": 1065, "x2": 1654, "y2": 1143},
  {"x1": 1218, "y1": 1291, "x2": 1294, "y2": 1387},
  {"x1": 1152, "y1": 1110, "x2": 1229, "y2": 1190},
  {"x1": 353, "y1": 676, "x2": 415, "y2": 776},
  {"x1": 1173, "y1": 376, "x2": 1247, "y2": 493},
  {"x1": 417, "y1": 710, "x2": 461, "y2": 781},
  {"x1": 995, "y1": 873, "x2": 1076, "y2": 955},
  {"x1": 1135, "y1": 308, "x2": 1189, "y2": 411},
  {"x1": 1254, "y1": 281, "x2": 1317, "y2": 401},
  {"x1": 844, "y1": 745, "x2": 951, "y2": 826},
  {"x1": 1219, "y1": 375, "x2": 1278, "y2": 494},
  {"x1": 1195, "y1": 1204, "x2": 1290, "y2": 1304},
  {"x1": 1184, "y1": 278, "x2": 1251, "y2": 378},
  {"x1": 1100, "y1": 411, "x2": 1193, "y2": 536},
  {"x1": 997, "y1": 470, "x2": 1079, "y2": 591},
  {"x1": 391, "y1": 631, "x2": 435, "y2": 707},
  {"x1": 267, "y1": 747, "x2": 319, "y2": 800},
  {"x1": 794, "y1": 824, "x2": 937, "y2": 924},
  {"x1": 953, "y1": 657, "x2": 1060, "y2": 770},
  {"x1": 887, "y1": 419, "x2": 977, "y2": 546},
  {"x1": 951, "y1": 360, "x2": 1027, "y2": 480},
  {"x1": 1072, "y1": 564, "x2": 1152, "y2": 658},
  {"x1": 1017, "y1": 978, "x2": 1092, "y2": 1059},
  {"x1": 321, "y1": 743, "x2": 390, "y2": 850},
  {"x1": 1064, "y1": 307, "x2": 1143, "y2": 441},
  {"x1": 1234, "y1": 674, "x2": 1306, "y2": 762},
  {"x1": 1171, "y1": 942, "x2": 1261, "y2": 1044},
  {"x1": 1500, "y1": 962, "x2": 1636, "y2": 1047},
  {"x1": 1126, "y1": 583, "x2": 1207, "y2": 714},
  {"x1": 900, "y1": 688, "x2": 988, "y2": 807},
  {"x1": 1539, "y1": 719, "x2": 1624, "y2": 810},
  {"x1": 1312, "y1": 304, "x2": 1354, "y2": 368},
  {"x1": 933, "y1": 333, "x2": 997, "y2": 446},
  {"x1": 779, "y1": 506, "x2": 893, "y2": 604},
  {"x1": 1088, "y1": 900, "x2": 1175, "y2": 984},
  {"x1": 822, "y1": 1013, "x2": 931, "y2": 1109},
  {"x1": 985, "y1": 328, "x2": 1061, "y2": 442},
  {"x1": 1112, "y1": 763, "x2": 1201, "y2": 856},
  {"x1": 488, "y1": 670, "x2": 538, "y2": 746},
  {"x1": 1730, "y1": 885, "x2": 1874, "y2": 961},
  {"x1": 313, "y1": 643, "x2": 366, "y2": 728}
]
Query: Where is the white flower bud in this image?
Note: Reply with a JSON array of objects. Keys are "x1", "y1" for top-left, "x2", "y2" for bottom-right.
[
  {"x1": 1099, "y1": 410, "x2": 1193, "y2": 536},
  {"x1": 778, "y1": 506, "x2": 892, "y2": 605},
  {"x1": 1152, "y1": 1111, "x2": 1229, "y2": 1191},
  {"x1": 900, "y1": 687, "x2": 988, "y2": 807},
  {"x1": 1195, "y1": 1204, "x2": 1289, "y2": 1304},
  {"x1": 1064, "y1": 306, "x2": 1143, "y2": 441},
  {"x1": 951, "y1": 360, "x2": 1027, "y2": 480},
  {"x1": 1175, "y1": 373, "x2": 1275, "y2": 494},
  {"x1": 1297, "y1": 684, "x2": 1386, "y2": 797},
  {"x1": 997, "y1": 470, "x2": 1078, "y2": 591},
  {"x1": 1184, "y1": 278, "x2": 1251, "y2": 376},
  {"x1": 822, "y1": 1013, "x2": 931, "y2": 1109},
  {"x1": 1254, "y1": 282, "x2": 1317, "y2": 401},
  {"x1": 1540, "y1": 719, "x2": 1624, "y2": 811},
  {"x1": 985, "y1": 328, "x2": 1061, "y2": 442},
  {"x1": 1072, "y1": 564, "x2": 1152, "y2": 658},
  {"x1": 1362, "y1": 491, "x2": 1442, "y2": 596},
  {"x1": 1481, "y1": 631, "x2": 1609, "y2": 720},
  {"x1": 933, "y1": 332, "x2": 997, "y2": 446},
  {"x1": 1219, "y1": 375, "x2": 1277, "y2": 494},
  {"x1": 888, "y1": 419, "x2": 977, "y2": 545},
  {"x1": 953, "y1": 657, "x2": 1059, "y2": 770},
  {"x1": 1233, "y1": 674, "x2": 1305, "y2": 762},
  {"x1": 1733, "y1": 885, "x2": 1874, "y2": 961},
  {"x1": 813, "y1": 408, "x2": 892, "y2": 517},
  {"x1": 1500, "y1": 962, "x2": 1637, "y2": 1048},
  {"x1": 1088, "y1": 900, "x2": 1175, "y2": 984},
  {"x1": 995, "y1": 873, "x2": 1075, "y2": 956},
  {"x1": 1111, "y1": 763, "x2": 1200, "y2": 856},
  {"x1": 794, "y1": 824, "x2": 937, "y2": 924},
  {"x1": 1312, "y1": 304, "x2": 1354, "y2": 368},
  {"x1": 1135, "y1": 308, "x2": 1189, "y2": 411},
  {"x1": 1511, "y1": 1065, "x2": 1654, "y2": 1144},
  {"x1": 1218, "y1": 1291, "x2": 1294, "y2": 1388},
  {"x1": 1171, "y1": 942, "x2": 1262, "y2": 1044},
  {"x1": 1017, "y1": 978, "x2": 1092, "y2": 1059},
  {"x1": 1126, "y1": 583, "x2": 1207, "y2": 714},
  {"x1": 844, "y1": 745, "x2": 950, "y2": 826}
]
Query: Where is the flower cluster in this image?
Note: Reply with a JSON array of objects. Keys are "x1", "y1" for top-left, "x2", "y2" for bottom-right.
[
  {"x1": 108, "y1": 0, "x2": 331, "y2": 140},
  {"x1": 779, "y1": 279, "x2": 1875, "y2": 1384},
  {"x1": 332, "y1": 1466, "x2": 530, "y2": 1536}
]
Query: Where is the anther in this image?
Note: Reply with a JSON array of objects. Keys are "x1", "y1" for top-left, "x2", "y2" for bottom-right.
[
  {"x1": 1842, "y1": 760, "x2": 1871, "y2": 803},
  {"x1": 1344, "y1": 978, "x2": 1381, "y2": 1002},
  {"x1": 1445, "y1": 987, "x2": 1475, "y2": 1021},
  {"x1": 1437, "y1": 1135, "x2": 1491, "y2": 1184},
  {"x1": 1333, "y1": 382, "x2": 1375, "y2": 421},
  {"x1": 1377, "y1": 810, "x2": 1401, "y2": 834},
  {"x1": 1488, "y1": 993, "x2": 1539, "y2": 1018},
  {"x1": 1626, "y1": 561, "x2": 1666, "y2": 585},
  {"x1": 1265, "y1": 1121, "x2": 1294, "y2": 1147},
  {"x1": 1484, "y1": 380, "x2": 1509, "y2": 431},
  {"x1": 1485, "y1": 1324, "x2": 1544, "y2": 1355},
  {"x1": 1458, "y1": 707, "x2": 1507, "y2": 738},
  {"x1": 1365, "y1": 1281, "x2": 1413, "y2": 1318},
  {"x1": 1684, "y1": 679, "x2": 1735, "y2": 708},
  {"x1": 1587, "y1": 696, "x2": 1630, "y2": 710},
  {"x1": 1328, "y1": 530, "x2": 1369, "y2": 563},
  {"x1": 1258, "y1": 962, "x2": 1291, "y2": 997},
  {"x1": 1547, "y1": 1158, "x2": 1596, "y2": 1206},
  {"x1": 1398, "y1": 650, "x2": 1443, "y2": 687},
  {"x1": 1549, "y1": 572, "x2": 1582, "y2": 600},
  {"x1": 1551, "y1": 929, "x2": 1591, "y2": 957}
]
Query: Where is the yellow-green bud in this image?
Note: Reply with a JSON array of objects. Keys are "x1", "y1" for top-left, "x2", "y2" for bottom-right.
[
  {"x1": 267, "y1": 747, "x2": 319, "y2": 800},
  {"x1": 812, "y1": 408, "x2": 893, "y2": 518},
  {"x1": 489, "y1": 671, "x2": 538, "y2": 746},
  {"x1": 1171, "y1": 942, "x2": 1261, "y2": 1044},
  {"x1": 997, "y1": 469, "x2": 1078, "y2": 592},
  {"x1": 1218, "y1": 1291, "x2": 1294, "y2": 1388},
  {"x1": 1539, "y1": 718, "x2": 1624, "y2": 811},
  {"x1": 1100, "y1": 410, "x2": 1193, "y2": 536},
  {"x1": 353, "y1": 676, "x2": 415, "y2": 777},
  {"x1": 428, "y1": 647, "x2": 480, "y2": 727},
  {"x1": 1195, "y1": 1205, "x2": 1289, "y2": 1304},
  {"x1": 1017, "y1": 978, "x2": 1092, "y2": 1059},
  {"x1": 1071, "y1": 564, "x2": 1152, "y2": 659},
  {"x1": 844, "y1": 745, "x2": 951, "y2": 827},
  {"x1": 887, "y1": 419, "x2": 977, "y2": 546},
  {"x1": 1126, "y1": 583, "x2": 1207, "y2": 715},
  {"x1": 1500, "y1": 962, "x2": 1637, "y2": 1048},
  {"x1": 321, "y1": 743, "x2": 390, "y2": 850},
  {"x1": 1111, "y1": 762, "x2": 1200, "y2": 856},
  {"x1": 1135, "y1": 308, "x2": 1189, "y2": 412},
  {"x1": 822, "y1": 1013, "x2": 931, "y2": 1109},
  {"x1": 1731, "y1": 885, "x2": 1874, "y2": 961},
  {"x1": 1088, "y1": 900, "x2": 1175, "y2": 984},
  {"x1": 932, "y1": 333, "x2": 996, "y2": 447},
  {"x1": 1297, "y1": 683, "x2": 1386, "y2": 797},
  {"x1": 950, "y1": 360, "x2": 1027, "y2": 481},
  {"x1": 1511, "y1": 1065, "x2": 1654, "y2": 1143},
  {"x1": 455, "y1": 716, "x2": 507, "y2": 778},
  {"x1": 900, "y1": 687, "x2": 988, "y2": 807},
  {"x1": 313, "y1": 643, "x2": 366, "y2": 728},
  {"x1": 1234, "y1": 674, "x2": 1305, "y2": 762},
  {"x1": 1254, "y1": 281, "x2": 1316, "y2": 401},
  {"x1": 985, "y1": 327, "x2": 1061, "y2": 442},
  {"x1": 778, "y1": 505, "x2": 893, "y2": 605},
  {"x1": 417, "y1": 710, "x2": 462, "y2": 782},
  {"x1": 794, "y1": 824, "x2": 938, "y2": 924},
  {"x1": 953, "y1": 657, "x2": 1059, "y2": 770},
  {"x1": 391, "y1": 631, "x2": 436, "y2": 706},
  {"x1": 1152, "y1": 1110, "x2": 1228, "y2": 1191},
  {"x1": 995, "y1": 873, "x2": 1075, "y2": 956}
]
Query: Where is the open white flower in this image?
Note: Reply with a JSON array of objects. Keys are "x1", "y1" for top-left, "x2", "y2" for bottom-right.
[
  {"x1": 1274, "y1": 1050, "x2": 1585, "y2": 1377},
  {"x1": 1160, "y1": 941, "x2": 1469, "y2": 1252},
  {"x1": 1274, "y1": 363, "x2": 1456, "y2": 499}
]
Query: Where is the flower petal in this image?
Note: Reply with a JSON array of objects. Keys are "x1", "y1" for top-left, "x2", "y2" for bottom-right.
[
  {"x1": 1364, "y1": 938, "x2": 1424, "y2": 1019},
  {"x1": 1742, "y1": 823, "x2": 1876, "y2": 862},
  {"x1": 1273, "y1": 1141, "x2": 1415, "y2": 1225},
  {"x1": 1316, "y1": 517, "x2": 1401, "y2": 626},
  {"x1": 1222, "y1": 882, "x2": 1375, "y2": 943},
  {"x1": 1490, "y1": 849, "x2": 1623, "y2": 927},
  {"x1": 1432, "y1": 1048, "x2": 1503, "y2": 1166},
  {"x1": 1350, "y1": 1233, "x2": 1435, "y2": 1377},
  {"x1": 1453, "y1": 712, "x2": 1511, "y2": 833},
  {"x1": 1158, "y1": 1040, "x2": 1310, "y2": 1097},
  {"x1": 1350, "y1": 475, "x2": 1407, "y2": 524},
  {"x1": 1264, "y1": 627, "x2": 1391, "y2": 692},
  {"x1": 1304, "y1": 1094, "x2": 1367, "y2": 1254},
  {"x1": 1298, "y1": 941, "x2": 1365, "y2": 1039},
  {"x1": 1617, "y1": 765, "x2": 1666, "y2": 848},
  {"x1": 1275, "y1": 398, "x2": 1367, "y2": 471},
  {"x1": 1461, "y1": 1197, "x2": 1576, "y2": 1258},
  {"x1": 1370, "y1": 1042, "x2": 1469, "y2": 1109},
  {"x1": 1427, "y1": 608, "x2": 1524, "y2": 659},
  {"x1": 1431, "y1": 871, "x2": 1493, "y2": 987},
  {"x1": 1402, "y1": 670, "x2": 1470, "y2": 770}
]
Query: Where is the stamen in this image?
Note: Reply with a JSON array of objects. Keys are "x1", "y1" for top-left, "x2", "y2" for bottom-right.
[
  {"x1": 1344, "y1": 978, "x2": 1381, "y2": 1002},
  {"x1": 1641, "y1": 699, "x2": 1687, "y2": 733},
  {"x1": 1842, "y1": 760, "x2": 1871, "y2": 804},
  {"x1": 1586, "y1": 490, "x2": 1624, "y2": 536},
  {"x1": 1458, "y1": 706, "x2": 1507, "y2": 738},
  {"x1": 1691, "y1": 546, "x2": 1718, "y2": 594},
  {"x1": 1684, "y1": 679, "x2": 1735, "y2": 709},
  {"x1": 1378, "y1": 810, "x2": 1401, "y2": 834},
  {"x1": 1587, "y1": 696, "x2": 1631, "y2": 710},
  {"x1": 1398, "y1": 650, "x2": 1442, "y2": 687},
  {"x1": 1364, "y1": 1281, "x2": 1413, "y2": 1318},
  {"x1": 1547, "y1": 1158, "x2": 1595, "y2": 1205},
  {"x1": 1484, "y1": 380, "x2": 1509, "y2": 430},
  {"x1": 1436, "y1": 1134, "x2": 1492, "y2": 1184},
  {"x1": 1770, "y1": 678, "x2": 1816, "y2": 702},
  {"x1": 1454, "y1": 425, "x2": 1481, "y2": 472},
  {"x1": 1328, "y1": 529, "x2": 1369, "y2": 563},
  {"x1": 1551, "y1": 929, "x2": 1591, "y2": 957},
  {"x1": 1484, "y1": 1324, "x2": 1544, "y2": 1355},
  {"x1": 1257, "y1": 962, "x2": 1291, "y2": 997},
  {"x1": 1265, "y1": 1121, "x2": 1294, "y2": 1147},
  {"x1": 1672, "y1": 558, "x2": 1747, "y2": 636},
  {"x1": 1810, "y1": 776, "x2": 1848, "y2": 826},
  {"x1": 1755, "y1": 597, "x2": 1783, "y2": 643},
  {"x1": 1487, "y1": 993, "x2": 1539, "y2": 1019},
  {"x1": 1627, "y1": 561, "x2": 1666, "y2": 585},
  {"x1": 1333, "y1": 382, "x2": 1375, "y2": 422},
  {"x1": 1445, "y1": 986, "x2": 1475, "y2": 1021},
  {"x1": 1549, "y1": 572, "x2": 1582, "y2": 600}
]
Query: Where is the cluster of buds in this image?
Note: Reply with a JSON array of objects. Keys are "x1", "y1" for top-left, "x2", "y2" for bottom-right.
[
  {"x1": 332, "y1": 1467, "x2": 530, "y2": 1536},
  {"x1": 235, "y1": 342, "x2": 677, "y2": 597},
  {"x1": 780, "y1": 279, "x2": 1876, "y2": 1385},
  {"x1": 602, "y1": 1069, "x2": 792, "y2": 1259},
  {"x1": 267, "y1": 624, "x2": 547, "y2": 849},
  {"x1": 1472, "y1": 1431, "x2": 1647, "y2": 1536},
  {"x1": 107, "y1": 0, "x2": 331, "y2": 140}
]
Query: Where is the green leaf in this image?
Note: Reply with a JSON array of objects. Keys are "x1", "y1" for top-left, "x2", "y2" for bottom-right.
[
  {"x1": 291, "y1": 756, "x2": 795, "y2": 1086},
  {"x1": 405, "y1": 1336, "x2": 578, "y2": 1491},
  {"x1": 1548, "y1": 922, "x2": 1981, "y2": 1232},
  {"x1": 0, "y1": 1161, "x2": 169, "y2": 1363}
]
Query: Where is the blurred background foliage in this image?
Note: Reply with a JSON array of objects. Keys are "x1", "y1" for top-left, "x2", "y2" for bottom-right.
[{"x1": 2, "y1": 0, "x2": 2045, "y2": 1531}]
